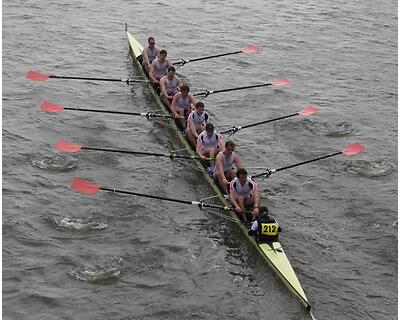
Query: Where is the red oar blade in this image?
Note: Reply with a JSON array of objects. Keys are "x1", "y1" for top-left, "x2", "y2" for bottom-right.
[
  {"x1": 26, "y1": 70, "x2": 49, "y2": 81},
  {"x1": 272, "y1": 78, "x2": 290, "y2": 86},
  {"x1": 298, "y1": 105, "x2": 318, "y2": 116},
  {"x1": 55, "y1": 139, "x2": 82, "y2": 153},
  {"x1": 71, "y1": 177, "x2": 100, "y2": 194},
  {"x1": 242, "y1": 45, "x2": 259, "y2": 54},
  {"x1": 341, "y1": 143, "x2": 364, "y2": 156},
  {"x1": 40, "y1": 101, "x2": 64, "y2": 113}
]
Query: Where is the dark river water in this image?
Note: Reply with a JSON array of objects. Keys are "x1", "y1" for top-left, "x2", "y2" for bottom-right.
[{"x1": 3, "y1": 0, "x2": 397, "y2": 319}]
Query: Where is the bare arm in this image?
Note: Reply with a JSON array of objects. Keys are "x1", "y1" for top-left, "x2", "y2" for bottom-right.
[
  {"x1": 196, "y1": 135, "x2": 205, "y2": 159},
  {"x1": 189, "y1": 95, "x2": 197, "y2": 110},
  {"x1": 149, "y1": 61, "x2": 158, "y2": 83},
  {"x1": 218, "y1": 134, "x2": 224, "y2": 151},
  {"x1": 215, "y1": 154, "x2": 228, "y2": 183},
  {"x1": 142, "y1": 48, "x2": 150, "y2": 66},
  {"x1": 234, "y1": 155, "x2": 242, "y2": 169},
  {"x1": 188, "y1": 114, "x2": 198, "y2": 138},
  {"x1": 229, "y1": 183, "x2": 241, "y2": 210},
  {"x1": 159, "y1": 77, "x2": 169, "y2": 97},
  {"x1": 170, "y1": 93, "x2": 180, "y2": 117}
]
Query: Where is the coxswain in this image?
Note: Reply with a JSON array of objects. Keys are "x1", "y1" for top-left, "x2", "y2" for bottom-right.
[
  {"x1": 186, "y1": 101, "x2": 210, "y2": 146},
  {"x1": 196, "y1": 123, "x2": 224, "y2": 161},
  {"x1": 229, "y1": 168, "x2": 260, "y2": 223},
  {"x1": 248, "y1": 207, "x2": 282, "y2": 243},
  {"x1": 159, "y1": 66, "x2": 181, "y2": 107},
  {"x1": 170, "y1": 84, "x2": 197, "y2": 129},
  {"x1": 149, "y1": 49, "x2": 171, "y2": 84},
  {"x1": 214, "y1": 140, "x2": 241, "y2": 195},
  {"x1": 142, "y1": 37, "x2": 159, "y2": 73}
]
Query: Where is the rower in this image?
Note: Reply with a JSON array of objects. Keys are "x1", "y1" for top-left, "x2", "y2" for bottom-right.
[
  {"x1": 170, "y1": 84, "x2": 197, "y2": 129},
  {"x1": 142, "y1": 37, "x2": 159, "y2": 73},
  {"x1": 149, "y1": 49, "x2": 171, "y2": 84},
  {"x1": 159, "y1": 66, "x2": 181, "y2": 107},
  {"x1": 214, "y1": 140, "x2": 241, "y2": 195},
  {"x1": 229, "y1": 168, "x2": 260, "y2": 224},
  {"x1": 248, "y1": 207, "x2": 282, "y2": 243},
  {"x1": 196, "y1": 123, "x2": 224, "y2": 161},
  {"x1": 186, "y1": 101, "x2": 210, "y2": 146}
]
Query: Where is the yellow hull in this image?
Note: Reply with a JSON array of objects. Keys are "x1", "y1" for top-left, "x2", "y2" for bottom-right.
[{"x1": 126, "y1": 29, "x2": 311, "y2": 311}]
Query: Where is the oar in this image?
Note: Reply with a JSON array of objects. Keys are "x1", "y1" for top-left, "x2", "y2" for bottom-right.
[
  {"x1": 194, "y1": 78, "x2": 290, "y2": 98},
  {"x1": 220, "y1": 106, "x2": 318, "y2": 135},
  {"x1": 173, "y1": 45, "x2": 260, "y2": 67},
  {"x1": 252, "y1": 143, "x2": 365, "y2": 179},
  {"x1": 26, "y1": 70, "x2": 148, "y2": 84},
  {"x1": 54, "y1": 139, "x2": 211, "y2": 161},
  {"x1": 71, "y1": 177, "x2": 245, "y2": 213},
  {"x1": 40, "y1": 101, "x2": 179, "y2": 119}
]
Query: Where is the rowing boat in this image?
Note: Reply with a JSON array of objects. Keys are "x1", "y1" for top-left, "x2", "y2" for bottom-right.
[{"x1": 126, "y1": 27, "x2": 311, "y2": 311}]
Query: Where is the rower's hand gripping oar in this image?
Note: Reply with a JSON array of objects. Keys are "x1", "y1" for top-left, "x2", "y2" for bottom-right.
[
  {"x1": 251, "y1": 143, "x2": 365, "y2": 179},
  {"x1": 194, "y1": 78, "x2": 290, "y2": 99},
  {"x1": 40, "y1": 101, "x2": 181, "y2": 119},
  {"x1": 54, "y1": 139, "x2": 212, "y2": 161},
  {"x1": 26, "y1": 70, "x2": 148, "y2": 84},
  {"x1": 220, "y1": 106, "x2": 318, "y2": 136},
  {"x1": 71, "y1": 177, "x2": 243, "y2": 213},
  {"x1": 173, "y1": 45, "x2": 260, "y2": 67}
]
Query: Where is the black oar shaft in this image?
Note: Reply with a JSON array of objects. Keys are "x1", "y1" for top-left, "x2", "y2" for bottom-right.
[
  {"x1": 186, "y1": 50, "x2": 242, "y2": 63},
  {"x1": 100, "y1": 187, "x2": 194, "y2": 205},
  {"x1": 49, "y1": 75, "x2": 124, "y2": 82},
  {"x1": 82, "y1": 147, "x2": 164, "y2": 157},
  {"x1": 213, "y1": 83, "x2": 272, "y2": 94},
  {"x1": 274, "y1": 152, "x2": 342, "y2": 172},
  {"x1": 240, "y1": 113, "x2": 297, "y2": 130},
  {"x1": 195, "y1": 83, "x2": 273, "y2": 96},
  {"x1": 221, "y1": 113, "x2": 298, "y2": 134},
  {"x1": 99, "y1": 187, "x2": 234, "y2": 211},
  {"x1": 251, "y1": 151, "x2": 342, "y2": 179},
  {"x1": 81, "y1": 147, "x2": 201, "y2": 160},
  {"x1": 63, "y1": 107, "x2": 141, "y2": 115},
  {"x1": 62, "y1": 107, "x2": 174, "y2": 118}
]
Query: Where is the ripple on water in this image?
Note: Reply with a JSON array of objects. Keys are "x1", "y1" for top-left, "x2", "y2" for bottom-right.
[
  {"x1": 303, "y1": 118, "x2": 355, "y2": 137},
  {"x1": 345, "y1": 159, "x2": 394, "y2": 177},
  {"x1": 46, "y1": 214, "x2": 108, "y2": 231},
  {"x1": 68, "y1": 258, "x2": 122, "y2": 285},
  {"x1": 30, "y1": 153, "x2": 78, "y2": 172}
]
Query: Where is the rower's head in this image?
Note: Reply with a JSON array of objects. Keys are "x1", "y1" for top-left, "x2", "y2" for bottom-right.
[
  {"x1": 195, "y1": 101, "x2": 205, "y2": 114},
  {"x1": 167, "y1": 66, "x2": 176, "y2": 77},
  {"x1": 205, "y1": 123, "x2": 215, "y2": 136},
  {"x1": 148, "y1": 37, "x2": 156, "y2": 46},
  {"x1": 236, "y1": 168, "x2": 248, "y2": 184},
  {"x1": 159, "y1": 49, "x2": 167, "y2": 59},
  {"x1": 225, "y1": 140, "x2": 235, "y2": 155},
  {"x1": 180, "y1": 84, "x2": 190, "y2": 96}
]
